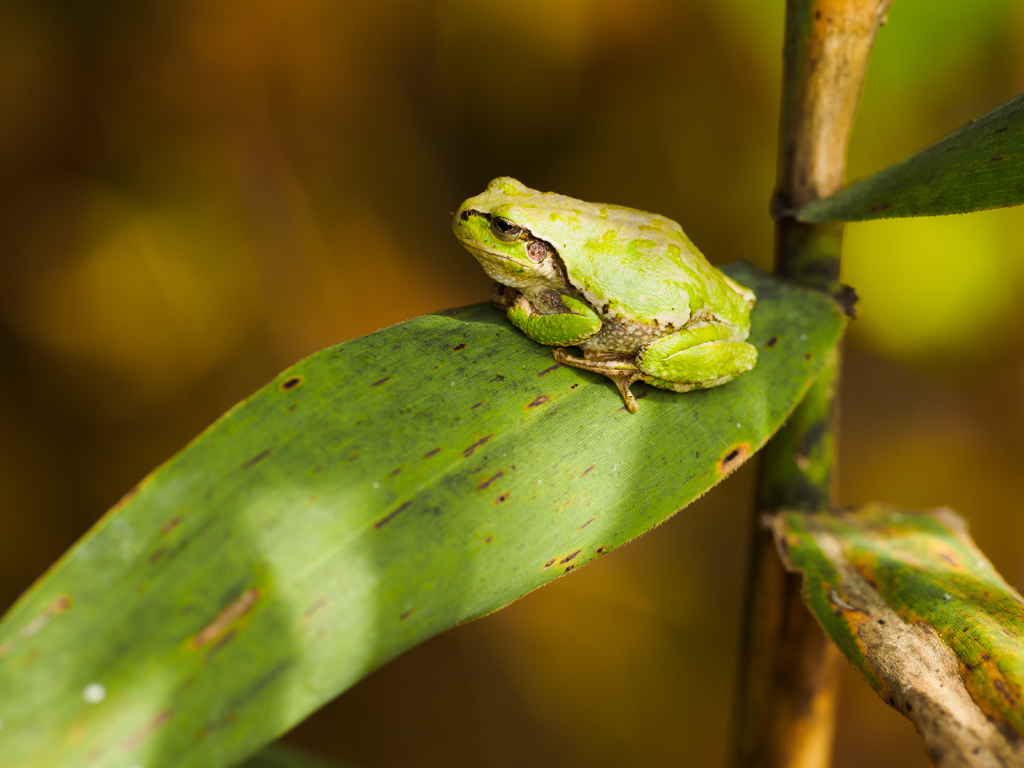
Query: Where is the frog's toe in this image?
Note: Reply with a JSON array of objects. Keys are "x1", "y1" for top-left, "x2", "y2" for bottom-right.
[
  {"x1": 613, "y1": 371, "x2": 641, "y2": 413},
  {"x1": 552, "y1": 349, "x2": 642, "y2": 412}
]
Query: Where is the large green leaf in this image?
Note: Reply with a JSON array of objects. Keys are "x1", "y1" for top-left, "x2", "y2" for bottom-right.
[
  {"x1": 797, "y1": 91, "x2": 1024, "y2": 222},
  {"x1": 775, "y1": 505, "x2": 1024, "y2": 767},
  {"x1": 0, "y1": 263, "x2": 843, "y2": 768}
]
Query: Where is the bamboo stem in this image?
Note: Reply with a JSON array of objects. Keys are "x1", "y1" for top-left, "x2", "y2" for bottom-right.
[{"x1": 731, "y1": 2, "x2": 894, "y2": 767}]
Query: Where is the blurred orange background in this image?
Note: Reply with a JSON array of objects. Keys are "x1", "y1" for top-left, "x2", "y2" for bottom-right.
[{"x1": 2, "y1": 0, "x2": 1023, "y2": 766}]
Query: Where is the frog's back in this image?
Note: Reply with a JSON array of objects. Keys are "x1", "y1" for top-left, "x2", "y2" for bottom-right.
[{"x1": 517, "y1": 192, "x2": 748, "y2": 330}]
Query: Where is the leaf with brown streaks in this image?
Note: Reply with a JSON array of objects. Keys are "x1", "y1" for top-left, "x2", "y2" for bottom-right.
[
  {"x1": 0, "y1": 263, "x2": 844, "y2": 768},
  {"x1": 775, "y1": 505, "x2": 1024, "y2": 768}
]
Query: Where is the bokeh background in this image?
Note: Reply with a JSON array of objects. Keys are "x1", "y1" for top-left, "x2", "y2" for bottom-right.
[{"x1": 2, "y1": 0, "x2": 1023, "y2": 765}]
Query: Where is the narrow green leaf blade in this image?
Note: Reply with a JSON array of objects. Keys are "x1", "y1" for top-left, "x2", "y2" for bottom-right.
[
  {"x1": 0, "y1": 263, "x2": 843, "y2": 768},
  {"x1": 798, "y1": 91, "x2": 1024, "y2": 221},
  {"x1": 775, "y1": 505, "x2": 1024, "y2": 766}
]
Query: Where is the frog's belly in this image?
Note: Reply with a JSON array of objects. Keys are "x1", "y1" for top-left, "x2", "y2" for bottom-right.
[{"x1": 578, "y1": 317, "x2": 667, "y2": 356}]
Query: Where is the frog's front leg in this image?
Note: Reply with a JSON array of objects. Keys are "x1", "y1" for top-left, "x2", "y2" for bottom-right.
[
  {"x1": 637, "y1": 323, "x2": 757, "y2": 391},
  {"x1": 507, "y1": 294, "x2": 602, "y2": 346}
]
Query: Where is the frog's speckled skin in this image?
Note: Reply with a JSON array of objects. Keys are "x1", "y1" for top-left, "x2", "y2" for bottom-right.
[{"x1": 453, "y1": 177, "x2": 757, "y2": 411}]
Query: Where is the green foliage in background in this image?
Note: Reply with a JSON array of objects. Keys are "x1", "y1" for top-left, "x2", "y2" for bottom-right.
[{"x1": 0, "y1": 264, "x2": 843, "y2": 768}]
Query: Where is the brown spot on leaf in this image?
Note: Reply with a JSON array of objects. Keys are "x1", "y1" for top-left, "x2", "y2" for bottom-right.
[
  {"x1": 122, "y1": 709, "x2": 173, "y2": 750},
  {"x1": 424, "y1": 447, "x2": 440, "y2": 458},
  {"x1": 190, "y1": 588, "x2": 260, "y2": 649},
  {"x1": 399, "y1": 608, "x2": 415, "y2": 621},
  {"x1": 452, "y1": 343, "x2": 466, "y2": 351},
  {"x1": 869, "y1": 202, "x2": 890, "y2": 213},
  {"x1": 470, "y1": 401, "x2": 484, "y2": 409},
  {"x1": 149, "y1": 547, "x2": 166, "y2": 564},
  {"x1": 580, "y1": 517, "x2": 596, "y2": 530},
  {"x1": 717, "y1": 443, "x2": 750, "y2": 475},
  {"x1": 305, "y1": 597, "x2": 327, "y2": 617},
  {"x1": 937, "y1": 551, "x2": 958, "y2": 568},
  {"x1": 804, "y1": 352, "x2": 813, "y2": 361},
  {"x1": 495, "y1": 492, "x2": 510, "y2": 505},
  {"x1": 463, "y1": 434, "x2": 494, "y2": 457},
  {"x1": 243, "y1": 449, "x2": 271, "y2": 469},
  {"x1": 280, "y1": 376, "x2": 302, "y2": 391},
  {"x1": 477, "y1": 471, "x2": 505, "y2": 491},
  {"x1": 765, "y1": 336, "x2": 778, "y2": 348},
  {"x1": 989, "y1": 156, "x2": 1006, "y2": 162},
  {"x1": 560, "y1": 550, "x2": 582, "y2": 564},
  {"x1": 0, "y1": 594, "x2": 74, "y2": 659},
  {"x1": 110, "y1": 478, "x2": 149, "y2": 514},
  {"x1": 486, "y1": 536, "x2": 493, "y2": 543},
  {"x1": 52, "y1": 595, "x2": 72, "y2": 613},
  {"x1": 389, "y1": 466, "x2": 403, "y2": 477},
  {"x1": 564, "y1": 564, "x2": 576, "y2": 573},
  {"x1": 570, "y1": 383, "x2": 579, "y2": 389},
  {"x1": 993, "y1": 126, "x2": 1008, "y2": 134},
  {"x1": 206, "y1": 628, "x2": 239, "y2": 656},
  {"x1": 538, "y1": 363, "x2": 563, "y2": 377},
  {"x1": 543, "y1": 558, "x2": 557, "y2": 568},
  {"x1": 528, "y1": 395, "x2": 550, "y2": 408},
  {"x1": 161, "y1": 517, "x2": 181, "y2": 534},
  {"x1": 581, "y1": 464, "x2": 596, "y2": 477},
  {"x1": 375, "y1": 500, "x2": 412, "y2": 529},
  {"x1": 372, "y1": 376, "x2": 391, "y2": 387}
]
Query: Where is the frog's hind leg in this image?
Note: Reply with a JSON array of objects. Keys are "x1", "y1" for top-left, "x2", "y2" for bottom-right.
[
  {"x1": 552, "y1": 348, "x2": 643, "y2": 413},
  {"x1": 636, "y1": 323, "x2": 757, "y2": 390}
]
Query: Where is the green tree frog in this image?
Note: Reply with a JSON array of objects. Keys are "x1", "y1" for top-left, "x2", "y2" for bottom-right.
[{"x1": 453, "y1": 177, "x2": 757, "y2": 412}]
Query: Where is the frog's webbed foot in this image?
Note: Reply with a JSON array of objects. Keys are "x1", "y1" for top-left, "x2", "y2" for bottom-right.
[{"x1": 553, "y1": 348, "x2": 642, "y2": 413}]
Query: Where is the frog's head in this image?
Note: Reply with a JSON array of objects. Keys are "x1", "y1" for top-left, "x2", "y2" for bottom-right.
[{"x1": 453, "y1": 177, "x2": 565, "y2": 291}]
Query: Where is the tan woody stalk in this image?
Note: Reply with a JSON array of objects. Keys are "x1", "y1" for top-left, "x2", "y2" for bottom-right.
[{"x1": 731, "y1": 2, "x2": 895, "y2": 767}]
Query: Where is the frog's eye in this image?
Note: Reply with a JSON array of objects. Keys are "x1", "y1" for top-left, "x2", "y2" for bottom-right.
[{"x1": 490, "y1": 217, "x2": 523, "y2": 242}]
